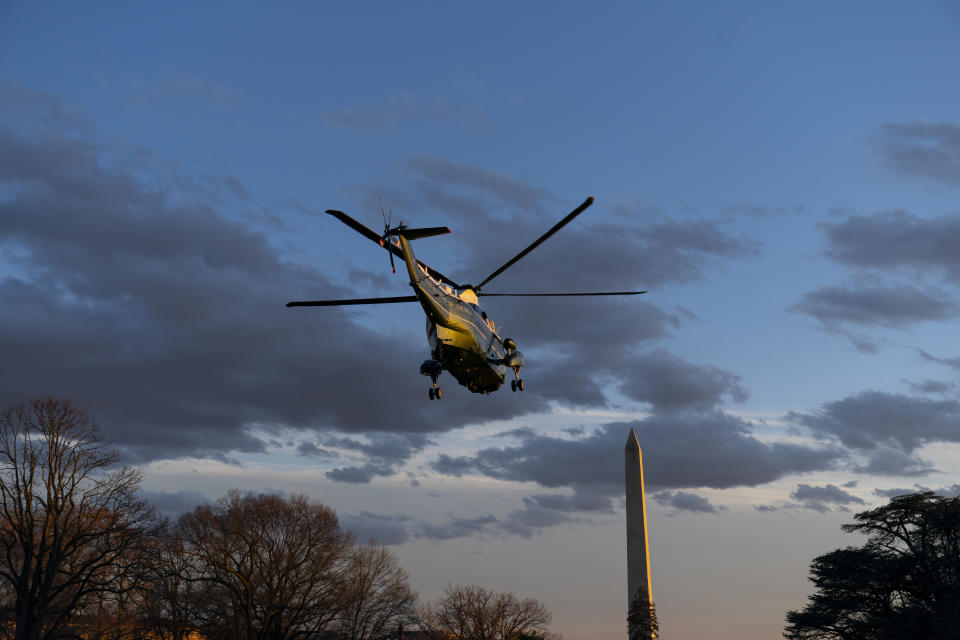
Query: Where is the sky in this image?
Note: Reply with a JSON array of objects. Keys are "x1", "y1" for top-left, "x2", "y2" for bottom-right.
[{"x1": 2, "y1": 2, "x2": 960, "y2": 638}]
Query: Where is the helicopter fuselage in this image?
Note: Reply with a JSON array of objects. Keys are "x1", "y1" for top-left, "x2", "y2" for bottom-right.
[{"x1": 397, "y1": 234, "x2": 510, "y2": 394}]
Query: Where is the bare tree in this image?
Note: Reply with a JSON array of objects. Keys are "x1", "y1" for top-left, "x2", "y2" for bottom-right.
[
  {"x1": 0, "y1": 398, "x2": 156, "y2": 640},
  {"x1": 136, "y1": 524, "x2": 204, "y2": 640},
  {"x1": 334, "y1": 542, "x2": 417, "y2": 640},
  {"x1": 177, "y1": 490, "x2": 351, "y2": 640},
  {"x1": 417, "y1": 584, "x2": 560, "y2": 640}
]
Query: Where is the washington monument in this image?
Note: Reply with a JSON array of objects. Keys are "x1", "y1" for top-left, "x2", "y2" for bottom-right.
[{"x1": 625, "y1": 428, "x2": 654, "y2": 639}]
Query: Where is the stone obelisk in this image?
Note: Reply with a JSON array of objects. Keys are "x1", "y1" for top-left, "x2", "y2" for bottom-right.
[{"x1": 625, "y1": 428, "x2": 654, "y2": 638}]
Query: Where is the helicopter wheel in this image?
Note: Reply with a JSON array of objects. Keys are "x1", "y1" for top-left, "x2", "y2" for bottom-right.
[
  {"x1": 436, "y1": 387, "x2": 443, "y2": 400},
  {"x1": 511, "y1": 380, "x2": 517, "y2": 392},
  {"x1": 518, "y1": 379, "x2": 524, "y2": 391},
  {"x1": 429, "y1": 388, "x2": 435, "y2": 400}
]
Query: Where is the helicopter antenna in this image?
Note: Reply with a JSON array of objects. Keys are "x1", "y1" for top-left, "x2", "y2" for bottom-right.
[{"x1": 379, "y1": 196, "x2": 396, "y2": 274}]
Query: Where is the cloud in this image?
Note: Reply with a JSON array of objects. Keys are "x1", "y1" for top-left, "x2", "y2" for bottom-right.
[
  {"x1": 0, "y1": 86, "x2": 572, "y2": 463},
  {"x1": 321, "y1": 433, "x2": 435, "y2": 483},
  {"x1": 325, "y1": 464, "x2": 395, "y2": 484},
  {"x1": 653, "y1": 490, "x2": 725, "y2": 514},
  {"x1": 320, "y1": 92, "x2": 490, "y2": 131},
  {"x1": 820, "y1": 210, "x2": 960, "y2": 278},
  {"x1": 349, "y1": 157, "x2": 758, "y2": 294},
  {"x1": 871, "y1": 121, "x2": 960, "y2": 185},
  {"x1": 296, "y1": 441, "x2": 339, "y2": 458},
  {"x1": 787, "y1": 390, "x2": 960, "y2": 454},
  {"x1": 339, "y1": 506, "x2": 572, "y2": 544},
  {"x1": 619, "y1": 350, "x2": 747, "y2": 411},
  {"x1": 903, "y1": 378, "x2": 957, "y2": 395},
  {"x1": 789, "y1": 283, "x2": 956, "y2": 331},
  {"x1": 917, "y1": 348, "x2": 960, "y2": 370},
  {"x1": 789, "y1": 483, "x2": 865, "y2": 513},
  {"x1": 433, "y1": 415, "x2": 842, "y2": 495},
  {"x1": 339, "y1": 511, "x2": 415, "y2": 545},
  {"x1": 339, "y1": 157, "x2": 757, "y2": 410},
  {"x1": 141, "y1": 490, "x2": 210, "y2": 519},
  {"x1": 0, "y1": 85, "x2": 765, "y2": 469},
  {"x1": 853, "y1": 447, "x2": 937, "y2": 477},
  {"x1": 406, "y1": 155, "x2": 553, "y2": 213}
]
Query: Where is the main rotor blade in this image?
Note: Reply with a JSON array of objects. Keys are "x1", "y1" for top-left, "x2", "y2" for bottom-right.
[
  {"x1": 325, "y1": 209, "x2": 460, "y2": 288},
  {"x1": 286, "y1": 296, "x2": 419, "y2": 307},
  {"x1": 478, "y1": 291, "x2": 646, "y2": 297},
  {"x1": 475, "y1": 196, "x2": 595, "y2": 291}
]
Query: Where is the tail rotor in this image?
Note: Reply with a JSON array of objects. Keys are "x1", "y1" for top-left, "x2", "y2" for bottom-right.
[{"x1": 379, "y1": 196, "x2": 397, "y2": 274}]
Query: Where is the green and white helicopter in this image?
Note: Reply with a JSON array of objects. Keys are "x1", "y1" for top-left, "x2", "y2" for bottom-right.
[{"x1": 287, "y1": 197, "x2": 644, "y2": 399}]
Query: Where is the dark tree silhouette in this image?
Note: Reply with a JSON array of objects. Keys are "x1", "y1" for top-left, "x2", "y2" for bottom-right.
[
  {"x1": 177, "y1": 490, "x2": 352, "y2": 640},
  {"x1": 334, "y1": 542, "x2": 417, "y2": 640},
  {"x1": 0, "y1": 398, "x2": 156, "y2": 640},
  {"x1": 416, "y1": 584, "x2": 559, "y2": 640},
  {"x1": 784, "y1": 492, "x2": 960, "y2": 639}
]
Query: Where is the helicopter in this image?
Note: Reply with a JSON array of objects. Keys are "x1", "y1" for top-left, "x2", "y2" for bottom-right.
[{"x1": 286, "y1": 196, "x2": 645, "y2": 399}]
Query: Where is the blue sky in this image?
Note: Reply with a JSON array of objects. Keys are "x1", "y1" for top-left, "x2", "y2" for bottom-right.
[{"x1": 3, "y1": 2, "x2": 960, "y2": 638}]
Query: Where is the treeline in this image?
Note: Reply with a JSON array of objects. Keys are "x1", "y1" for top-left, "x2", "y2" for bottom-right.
[{"x1": 0, "y1": 399, "x2": 557, "y2": 640}]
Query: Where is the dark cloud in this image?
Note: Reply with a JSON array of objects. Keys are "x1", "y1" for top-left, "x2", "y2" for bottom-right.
[
  {"x1": 0, "y1": 86, "x2": 763, "y2": 468},
  {"x1": 820, "y1": 210, "x2": 960, "y2": 278},
  {"x1": 619, "y1": 350, "x2": 747, "y2": 411},
  {"x1": 418, "y1": 514, "x2": 501, "y2": 541},
  {"x1": 141, "y1": 490, "x2": 210, "y2": 519},
  {"x1": 787, "y1": 390, "x2": 960, "y2": 453},
  {"x1": 853, "y1": 448, "x2": 937, "y2": 477},
  {"x1": 406, "y1": 155, "x2": 552, "y2": 213},
  {"x1": 348, "y1": 156, "x2": 757, "y2": 295},
  {"x1": 527, "y1": 488, "x2": 615, "y2": 514},
  {"x1": 325, "y1": 463, "x2": 395, "y2": 484},
  {"x1": 433, "y1": 415, "x2": 842, "y2": 496},
  {"x1": 321, "y1": 433, "x2": 434, "y2": 483},
  {"x1": 339, "y1": 511, "x2": 414, "y2": 545},
  {"x1": 0, "y1": 87, "x2": 569, "y2": 463},
  {"x1": 789, "y1": 483, "x2": 865, "y2": 513},
  {"x1": 653, "y1": 490, "x2": 724, "y2": 514},
  {"x1": 918, "y1": 348, "x2": 960, "y2": 370},
  {"x1": 904, "y1": 378, "x2": 957, "y2": 395},
  {"x1": 872, "y1": 121, "x2": 960, "y2": 185},
  {"x1": 339, "y1": 156, "x2": 755, "y2": 410},
  {"x1": 339, "y1": 506, "x2": 572, "y2": 544},
  {"x1": 296, "y1": 441, "x2": 339, "y2": 458},
  {"x1": 497, "y1": 500, "x2": 574, "y2": 538},
  {"x1": 320, "y1": 93, "x2": 490, "y2": 132},
  {"x1": 322, "y1": 433, "x2": 432, "y2": 463},
  {"x1": 789, "y1": 284, "x2": 956, "y2": 330}
]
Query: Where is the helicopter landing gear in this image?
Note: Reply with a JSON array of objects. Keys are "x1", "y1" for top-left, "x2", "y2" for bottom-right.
[
  {"x1": 421, "y1": 359, "x2": 444, "y2": 401},
  {"x1": 510, "y1": 365, "x2": 525, "y2": 392}
]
